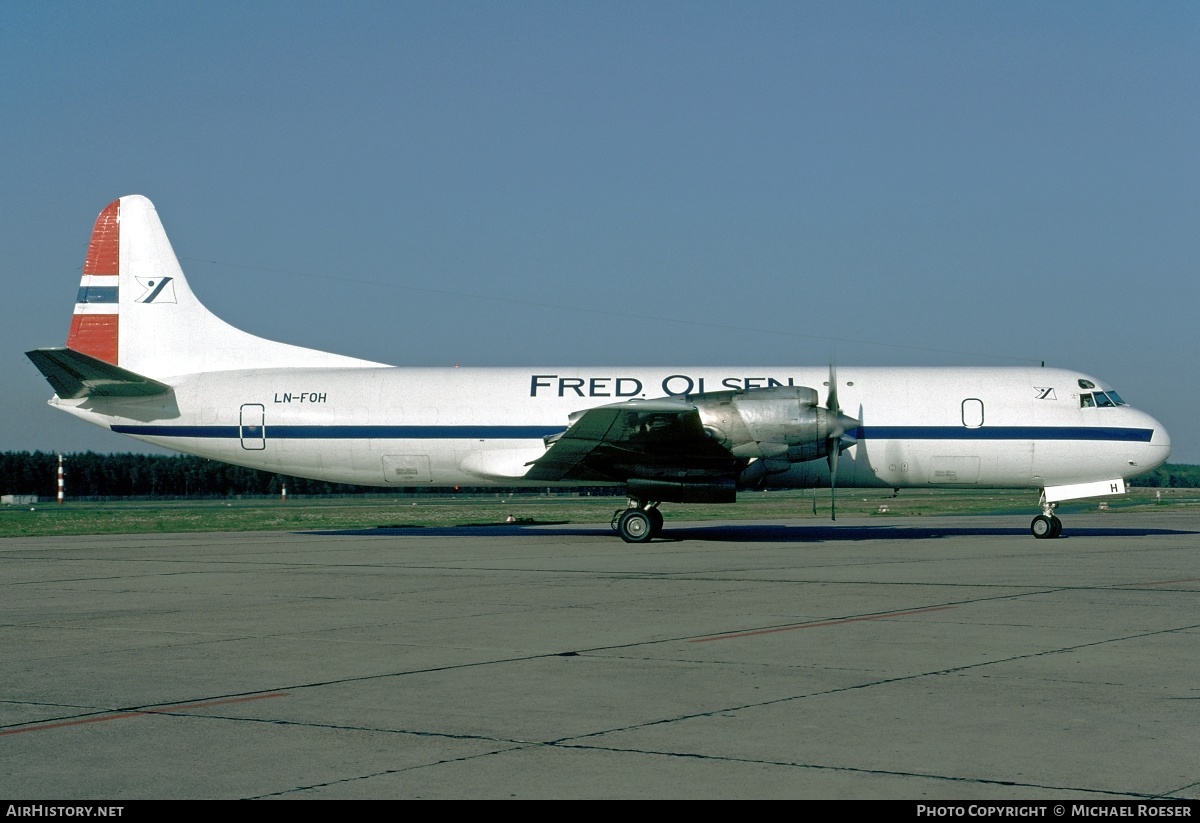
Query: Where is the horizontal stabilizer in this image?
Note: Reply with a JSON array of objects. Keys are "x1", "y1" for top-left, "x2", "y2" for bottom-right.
[{"x1": 26, "y1": 347, "x2": 170, "y2": 399}]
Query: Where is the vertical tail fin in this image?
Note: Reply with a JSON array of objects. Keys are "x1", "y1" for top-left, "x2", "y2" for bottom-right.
[{"x1": 62, "y1": 196, "x2": 382, "y2": 378}]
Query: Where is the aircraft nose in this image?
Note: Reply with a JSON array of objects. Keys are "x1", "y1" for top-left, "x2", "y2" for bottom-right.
[{"x1": 1140, "y1": 412, "x2": 1171, "y2": 472}]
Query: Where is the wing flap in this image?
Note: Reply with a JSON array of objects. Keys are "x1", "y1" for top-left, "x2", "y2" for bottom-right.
[{"x1": 26, "y1": 347, "x2": 171, "y2": 398}]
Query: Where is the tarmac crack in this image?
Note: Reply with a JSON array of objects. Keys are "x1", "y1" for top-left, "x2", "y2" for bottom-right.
[
  {"x1": 246, "y1": 744, "x2": 534, "y2": 799},
  {"x1": 550, "y1": 620, "x2": 1200, "y2": 745},
  {"x1": 233, "y1": 728, "x2": 1180, "y2": 799},
  {"x1": 542, "y1": 741, "x2": 1179, "y2": 799}
]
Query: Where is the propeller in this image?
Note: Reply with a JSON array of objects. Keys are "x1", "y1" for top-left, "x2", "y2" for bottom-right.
[{"x1": 824, "y1": 363, "x2": 860, "y2": 521}]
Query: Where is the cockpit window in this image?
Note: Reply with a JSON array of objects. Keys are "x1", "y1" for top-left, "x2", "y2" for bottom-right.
[
  {"x1": 1078, "y1": 378, "x2": 1096, "y2": 389},
  {"x1": 1080, "y1": 391, "x2": 1124, "y2": 408}
]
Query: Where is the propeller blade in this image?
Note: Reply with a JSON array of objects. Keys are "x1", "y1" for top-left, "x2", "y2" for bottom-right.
[
  {"x1": 827, "y1": 363, "x2": 840, "y2": 418},
  {"x1": 826, "y1": 362, "x2": 841, "y2": 521},
  {"x1": 828, "y1": 444, "x2": 838, "y2": 521}
]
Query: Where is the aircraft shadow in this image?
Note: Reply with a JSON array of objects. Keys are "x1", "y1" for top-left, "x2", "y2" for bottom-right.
[
  {"x1": 307, "y1": 522, "x2": 1197, "y2": 543},
  {"x1": 654, "y1": 523, "x2": 1197, "y2": 542}
]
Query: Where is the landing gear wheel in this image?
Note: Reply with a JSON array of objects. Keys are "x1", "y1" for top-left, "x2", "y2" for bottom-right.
[
  {"x1": 617, "y1": 509, "x2": 654, "y2": 543},
  {"x1": 1031, "y1": 514, "x2": 1058, "y2": 539},
  {"x1": 647, "y1": 508, "x2": 664, "y2": 537}
]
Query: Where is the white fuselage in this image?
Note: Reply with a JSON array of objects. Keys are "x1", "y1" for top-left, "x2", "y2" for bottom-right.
[{"x1": 53, "y1": 364, "x2": 1171, "y2": 493}]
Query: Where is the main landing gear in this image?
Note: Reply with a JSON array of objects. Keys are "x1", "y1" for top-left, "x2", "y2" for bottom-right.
[
  {"x1": 1031, "y1": 493, "x2": 1063, "y2": 539},
  {"x1": 612, "y1": 500, "x2": 664, "y2": 543}
]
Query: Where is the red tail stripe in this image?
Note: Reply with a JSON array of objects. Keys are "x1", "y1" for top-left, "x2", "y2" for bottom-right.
[
  {"x1": 67, "y1": 314, "x2": 119, "y2": 364},
  {"x1": 68, "y1": 199, "x2": 121, "y2": 364},
  {"x1": 82, "y1": 200, "x2": 120, "y2": 275}
]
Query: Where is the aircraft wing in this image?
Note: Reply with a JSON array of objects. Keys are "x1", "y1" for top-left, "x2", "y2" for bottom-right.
[{"x1": 524, "y1": 397, "x2": 737, "y2": 482}]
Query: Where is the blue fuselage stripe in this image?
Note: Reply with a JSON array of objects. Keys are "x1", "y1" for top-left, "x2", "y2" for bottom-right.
[
  {"x1": 110, "y1": 425, "x2": 565, "y2": 439},
  {"x1": 853, "y1": 426, "x2": 1153, "y2": 442},
  {"x1": 109, "y1": 424, "x2": 1154, "y2": 443}
]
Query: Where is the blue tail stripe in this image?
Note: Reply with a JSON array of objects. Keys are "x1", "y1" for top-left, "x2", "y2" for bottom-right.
[{"x1": 76, "y1": 286, "x2": 119, "y2": 304}]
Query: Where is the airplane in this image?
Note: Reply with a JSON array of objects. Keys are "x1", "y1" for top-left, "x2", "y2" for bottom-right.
[{"x1": 27, "y1": 195, "x2": 1172, "y2": 542}]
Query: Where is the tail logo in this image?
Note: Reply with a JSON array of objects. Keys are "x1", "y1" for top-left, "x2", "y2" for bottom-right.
[{"x1": 135, "y1": 276, "x2": 176, "y2": 304}]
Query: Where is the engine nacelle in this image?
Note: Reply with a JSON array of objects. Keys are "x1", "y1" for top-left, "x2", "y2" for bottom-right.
[{"x1": 689, "y1": 385, "x2": 858, "y2": 475}]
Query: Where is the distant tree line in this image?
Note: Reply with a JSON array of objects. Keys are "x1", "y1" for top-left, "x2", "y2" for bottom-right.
[
  {"x1": 1128, "y1": 463, "x2": 1200, "y2": 488},
  {"x1": 1, "y1": 451, "x2": 1195, "y2": 499},
  {"x1": 0, "y1": 451, "x2": 623, "y2": 499},
  {"x1": 0, "y1": 451, "x2": 372, "y2": 498}
]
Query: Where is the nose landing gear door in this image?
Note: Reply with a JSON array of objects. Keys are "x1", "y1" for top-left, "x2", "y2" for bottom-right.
[{"x1": 240, "y1": 404, "x2": 266, "y2": 450}]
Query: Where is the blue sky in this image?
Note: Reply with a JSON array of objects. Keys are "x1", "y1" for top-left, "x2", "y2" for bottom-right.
[{"x1": 3, "y1": 2, "x2": 1198, "y2": 461}]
